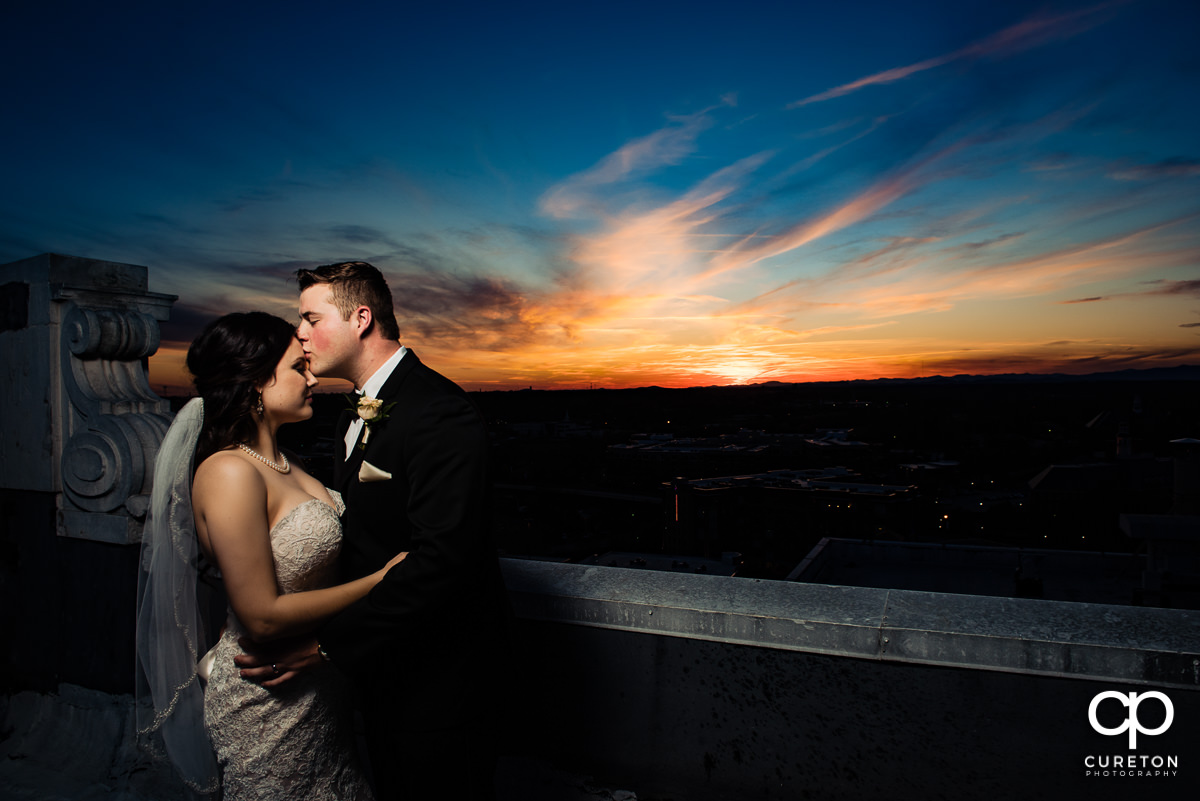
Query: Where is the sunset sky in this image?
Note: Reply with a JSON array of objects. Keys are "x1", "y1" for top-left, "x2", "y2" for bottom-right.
[{"x1": 3, "y1": 0, "x2": 1198, "y2": 391}]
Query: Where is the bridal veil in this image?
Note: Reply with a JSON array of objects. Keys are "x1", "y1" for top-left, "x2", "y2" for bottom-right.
[{"x1": 134, "y1": 397, "x2": 220, "y2": 794}]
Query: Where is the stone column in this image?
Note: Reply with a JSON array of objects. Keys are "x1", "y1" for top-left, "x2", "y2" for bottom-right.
[{"x1": 0, "y1": 253, "x2": 177, "y2": 544}]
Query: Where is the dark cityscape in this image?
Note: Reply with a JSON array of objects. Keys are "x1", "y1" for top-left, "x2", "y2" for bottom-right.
[{"x1": 261, "y1": 366, "x2": 1200, "y2": 610}]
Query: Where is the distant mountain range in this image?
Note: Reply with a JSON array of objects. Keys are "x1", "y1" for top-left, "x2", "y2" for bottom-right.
[{"x1": 752, "y1": 364, "x2": 1200, "y2": 389}]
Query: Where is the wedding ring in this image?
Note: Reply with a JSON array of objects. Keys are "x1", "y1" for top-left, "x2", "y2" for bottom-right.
[{"x1": 271, "y1": 664, "x2": 280, "y2": 675}]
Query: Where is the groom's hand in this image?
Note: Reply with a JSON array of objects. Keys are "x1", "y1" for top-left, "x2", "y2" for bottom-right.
[{"x1": 234, "y1": 636, "x2": 323, "y2": 688}]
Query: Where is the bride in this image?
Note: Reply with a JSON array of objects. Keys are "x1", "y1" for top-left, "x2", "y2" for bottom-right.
[{"x1": 136, "y1": 312, "x2": 403, "y2": 799}]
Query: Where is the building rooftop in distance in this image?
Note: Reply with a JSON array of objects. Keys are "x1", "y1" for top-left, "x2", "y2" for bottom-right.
[
  {"x1": 790, "y1": 537, "x2": 1150, "y2": 606},
  {"x1": 579, "y1": 550, "x2": 741, "y2": 576},
  {"x1": 674, "y1": 467, "x2": 916, "y2": 499}
]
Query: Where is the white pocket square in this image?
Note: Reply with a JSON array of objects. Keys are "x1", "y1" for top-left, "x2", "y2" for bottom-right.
[
  {"x1": 358, "y1": 460, "x2": 393, "y2": 483},
  {"x1": 197, "y1": 644, "x2": 217, "y2": 687}
]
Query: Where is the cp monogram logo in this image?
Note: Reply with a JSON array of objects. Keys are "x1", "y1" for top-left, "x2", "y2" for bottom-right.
[{"x1": 1088, "y1": 691, "x2": 1175, "y2": 749}]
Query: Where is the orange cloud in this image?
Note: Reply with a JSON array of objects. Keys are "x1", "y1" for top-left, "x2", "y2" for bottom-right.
[{"x1": 730, "y1": 211, "x2": 1200, "y2": 326}]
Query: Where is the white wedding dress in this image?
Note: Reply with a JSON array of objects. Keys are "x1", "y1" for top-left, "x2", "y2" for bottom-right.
[{"x1": 203, "y1": 491, "x2": 374, "y2": 800}]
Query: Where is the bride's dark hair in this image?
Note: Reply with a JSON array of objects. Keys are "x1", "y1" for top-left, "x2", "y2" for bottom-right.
[{"x1": 187, "y1": 312, "x2": 298, "y2": 464}]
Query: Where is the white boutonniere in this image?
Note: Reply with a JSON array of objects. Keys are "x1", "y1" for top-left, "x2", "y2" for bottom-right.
[{"x1": 347, "y1": 394, "x2": 395, "y2": 449}]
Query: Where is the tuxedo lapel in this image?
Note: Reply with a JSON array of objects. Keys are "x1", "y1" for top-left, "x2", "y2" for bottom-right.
[
  {"x1": 375, "y1": 349, "x2": 421, "y2": 405},
  {"x1": 340, "y1": 436, "x2": 367, "y2": 492},
  {"x1": 333, "y1": 351, "x2": 421, "y2": 492},
  {"x1": 333, "y1": 408, "x2": 356, "y2": 491}
]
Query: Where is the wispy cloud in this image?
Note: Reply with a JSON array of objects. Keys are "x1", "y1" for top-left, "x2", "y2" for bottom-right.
[
  {"x1": 730, "y1": 208, "x2": 1199, "y2": 327},
  {"x1": 539, "y1": 100, "x2": 736, "y2": 219},
  {"x1": 1109, "y1": 158, "x2": 1200, "y2": 182},
  {"x1": 780, "y1": 115, "x2": 892, "y2": 177},
  {"x1": 1025, "y1": 152, "x2": 1078, "y2": 173},
  {"x1": 326, "y1": 224, "x2": 404, "y2": 248},
  {"x1": 846, "y1": 219, "x2": 1199, "y2": 316},
  {"x1": 1062, "y1": 277, "x2": 1200, "y2": 304},
  {"x1": 1136, "y1": 278, "x2": 1200, "y2": 297},
  {"x1": 563, "y1": 150, "x2": 775, "y2": 284},
  {"x1": 699, "y1": 140, "x2": 964, "y2": 284},
  {"x1": 899, "y1": 344, "x2": 1200, "y2": 378},
  {"x1": 788, "y1": 2, "x2": 1122, "y2": 108}
]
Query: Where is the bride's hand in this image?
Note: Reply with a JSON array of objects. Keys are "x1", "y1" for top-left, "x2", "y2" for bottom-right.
[{"x1": 385, "y1": 551, "x2": 409, "y2": 570}]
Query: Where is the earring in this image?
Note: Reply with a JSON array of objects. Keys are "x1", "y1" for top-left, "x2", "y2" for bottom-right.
[{"x1": 255, "y1": 393, "x2": 264, "y2": 416}]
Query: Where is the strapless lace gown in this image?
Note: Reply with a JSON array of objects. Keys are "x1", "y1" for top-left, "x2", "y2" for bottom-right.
[{"x1": 204, "y1": 492, "x2": 374, "y2": 800}]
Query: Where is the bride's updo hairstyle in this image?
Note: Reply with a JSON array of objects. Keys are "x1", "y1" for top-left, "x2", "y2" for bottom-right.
[{"x1": 187, "y1": 312, "x2": 298, "y2": 464}]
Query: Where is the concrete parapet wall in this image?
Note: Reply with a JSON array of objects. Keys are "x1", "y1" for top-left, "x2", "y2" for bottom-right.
[
  {"x1": 502, "y1": 559, "x2": 1200, "y2": 689},
  {"x1": 500, "y1": 559, "x2": 1199, "y2": 799}
]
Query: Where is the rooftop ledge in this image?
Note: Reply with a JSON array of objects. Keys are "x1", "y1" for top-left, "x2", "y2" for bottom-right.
[{"x1": 499, "y1": 558, "x2": 1200, "y2": 690}]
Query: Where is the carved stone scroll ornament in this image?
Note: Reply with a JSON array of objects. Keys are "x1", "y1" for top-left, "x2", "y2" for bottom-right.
[
  {"x1": 58, "y1": 302, "x2": 173, "y2": 528},
  {"x1": 62, "y1": 412, "x2": 171, "y2": 515},
  {"x1": 64, "y1": 305, "x2": 160, "y2": 360},
  {"x1": 61, "y1": 305, "x2": 165, "y2": 416}
]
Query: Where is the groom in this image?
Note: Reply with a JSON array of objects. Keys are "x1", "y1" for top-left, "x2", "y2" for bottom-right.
[{"x1": 237, "y1": 261, "x2": 510, "y2": 800}]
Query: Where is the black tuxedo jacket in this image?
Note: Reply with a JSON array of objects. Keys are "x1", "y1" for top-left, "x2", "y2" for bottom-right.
[{"x1": 318, "y1": 350, "x2": 510, "y2": 729}]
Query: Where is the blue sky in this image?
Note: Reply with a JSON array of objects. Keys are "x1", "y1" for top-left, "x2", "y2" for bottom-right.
[{"x1": 3, "y1": 0, "x2": 1198, "y2": 390}]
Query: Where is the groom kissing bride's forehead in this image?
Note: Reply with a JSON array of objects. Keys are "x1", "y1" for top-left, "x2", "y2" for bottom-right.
[{"x1": 204, "y1": 259, "x2": 511, "y2": 801}]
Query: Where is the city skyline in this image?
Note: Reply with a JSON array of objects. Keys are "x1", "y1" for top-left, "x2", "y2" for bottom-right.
[{"x1": 3, "y1": 0, "x2": 1198, "y2": 392}]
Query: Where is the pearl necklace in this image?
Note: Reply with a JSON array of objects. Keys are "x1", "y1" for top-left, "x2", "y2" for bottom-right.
[{"x1": 238, "y1": 443, "x2": 290, "y2": 473}]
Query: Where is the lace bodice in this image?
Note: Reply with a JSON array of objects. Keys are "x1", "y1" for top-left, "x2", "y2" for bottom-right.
[{"x1": 270, "y1": 493, "x2": 346, "y2": 594}]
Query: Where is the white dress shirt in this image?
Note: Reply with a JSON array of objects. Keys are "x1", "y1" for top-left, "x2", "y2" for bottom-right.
[{"x1": 344, "y1": 345, "x2": 408, "y2": 460}]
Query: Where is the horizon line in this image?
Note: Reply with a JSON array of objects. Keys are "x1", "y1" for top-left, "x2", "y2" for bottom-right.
[{"x1": 151, "y1": 362, "x2": 1200, "y2": 397}]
